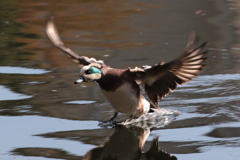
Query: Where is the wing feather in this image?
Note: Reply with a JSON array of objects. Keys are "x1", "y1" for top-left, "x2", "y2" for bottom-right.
[
  {"x1": 130, "y1": 33, "x2": 207, "y2": 106},
  {"x1": 46, "y1": 17, "x2": 105, "y2": 67}
]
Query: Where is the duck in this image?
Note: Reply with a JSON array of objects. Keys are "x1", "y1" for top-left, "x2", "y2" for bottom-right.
[
  {"x1": 84, "y1": 125, "x2": 177, "y2": 160},
  {"x1": 46, "y1": 17, "x2": 207, "y2": 122}
]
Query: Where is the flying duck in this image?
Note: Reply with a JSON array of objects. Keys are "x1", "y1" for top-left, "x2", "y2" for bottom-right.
[{"x1": 46, "y1": 17, "x2": 207, "y2": 122}]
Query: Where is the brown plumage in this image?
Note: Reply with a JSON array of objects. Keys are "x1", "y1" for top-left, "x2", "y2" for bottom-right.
[{"x1": 46, "y1": 17, "x2": 207, "y2": 121}]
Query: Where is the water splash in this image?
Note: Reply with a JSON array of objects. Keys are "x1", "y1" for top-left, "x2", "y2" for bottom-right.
[
  {"x1": 99, "y1": 108, "x2": 180, "y2": 129},
  {"x1": 122, "y1": 108, "x2": 180, "y2": 128}
]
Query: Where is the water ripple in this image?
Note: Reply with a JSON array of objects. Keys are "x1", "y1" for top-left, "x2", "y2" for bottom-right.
[
  {"x1": 0, "y1": 85, "x2": 32, "y2": 101},
  {"x1": 0, "y1": 66, "x2": 50, "y2": 75},
  {"x1": 183, "y1": 73, "x2": 240, "y2": 87}
]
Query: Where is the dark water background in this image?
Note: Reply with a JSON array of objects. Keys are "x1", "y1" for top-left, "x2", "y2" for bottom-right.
[{"x1": 0, "y1": 0, "x2": 240, "y2": 159}]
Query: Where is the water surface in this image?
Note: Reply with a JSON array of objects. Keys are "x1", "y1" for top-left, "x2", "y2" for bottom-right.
[{"x1": 0, "y1": 0, "x2": 239, "y2": 160}]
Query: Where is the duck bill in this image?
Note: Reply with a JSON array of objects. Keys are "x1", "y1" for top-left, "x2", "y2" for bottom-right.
[{"x1": 74, "y1": 77, "x2": 84, "y2": 84}]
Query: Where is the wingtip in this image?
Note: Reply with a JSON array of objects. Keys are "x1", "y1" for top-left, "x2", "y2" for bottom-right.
[
  {"x1": 46, "y1": 16, "x2": 54, "y2": 26},
  {"x1": 148, "y1": 136, "x2": 159, "y2": 152},
  {"x1": 185, "y1": 31, "x2": 198, "y2": 51},
  {"x1": 47, "y1": 16, "x2": 54, "y2": 20},
  {"x1": 185, "y1": 32, "x2": 208, "y2": 53}
]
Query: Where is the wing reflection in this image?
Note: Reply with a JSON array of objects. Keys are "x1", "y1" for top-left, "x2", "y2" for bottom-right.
[
  {"x1": 84, "y1": 125, "x2": 177, "y2": 160},
  {"x1": 12, "y1": 125, "x2": 177, "y2": 160}
]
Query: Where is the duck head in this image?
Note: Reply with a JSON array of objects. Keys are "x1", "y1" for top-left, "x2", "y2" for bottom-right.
[{"x1": 74, "y1": 66, "x2": 102, "y2": 84}]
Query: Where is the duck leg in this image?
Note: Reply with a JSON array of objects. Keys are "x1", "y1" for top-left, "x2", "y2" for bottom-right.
[
  {"x1": 124, "y1": 114, "x2": 134, "y2": 123},
  {"x1": 109, "y1": 112, "x2": 119, "y2": 122},
  {"x1": 99, "y1": 112, "x2": 119, "y2": 126}
]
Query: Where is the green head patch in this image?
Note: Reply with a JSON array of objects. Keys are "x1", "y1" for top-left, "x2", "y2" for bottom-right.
[{"x1": 89, "y1": 66, "x2": 102, "y2": 74}]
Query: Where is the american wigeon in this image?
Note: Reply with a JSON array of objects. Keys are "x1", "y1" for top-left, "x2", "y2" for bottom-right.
[{"x1": 46, "y1": 17, "x2": 207, "y2": 122}]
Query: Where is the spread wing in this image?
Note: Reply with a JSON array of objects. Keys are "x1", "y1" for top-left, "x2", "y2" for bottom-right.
[
  {"x1": 130, "y1": 33, "x2": 207, "y2": 106},
  {"x1": 46, "y1": 17, "x2": 105, "y2": 67}
]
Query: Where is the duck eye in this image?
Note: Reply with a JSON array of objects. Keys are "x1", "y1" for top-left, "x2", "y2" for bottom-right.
[{"x1": 85, "y1": 70, "x2": 91, "y2": 74}]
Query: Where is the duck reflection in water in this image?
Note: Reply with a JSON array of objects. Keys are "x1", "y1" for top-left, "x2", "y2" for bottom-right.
[{"x1": 84, "y1": 125, "x2": 177, "y2": 160}]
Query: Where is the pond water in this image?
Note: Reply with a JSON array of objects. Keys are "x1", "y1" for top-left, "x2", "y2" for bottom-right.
[{"x1": 0, "y1": 0, "x2": 240, "y2": 160}]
